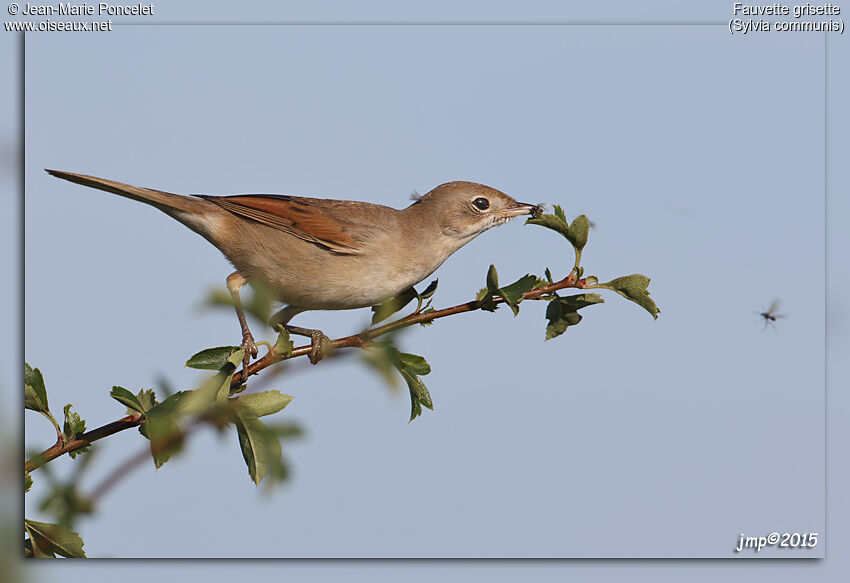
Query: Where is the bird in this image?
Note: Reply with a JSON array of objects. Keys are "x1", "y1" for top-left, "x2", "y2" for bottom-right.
[{"x1": 46, "y1": 170, "x2": 539, "y2": 371}]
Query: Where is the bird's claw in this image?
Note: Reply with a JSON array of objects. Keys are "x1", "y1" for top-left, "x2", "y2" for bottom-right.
[
  {"x1": 308, "y1": 330, "x2": 332, "y2": 365},
  {"x1": 240, "y1": 332, "x2": 259, "y2": 375}
]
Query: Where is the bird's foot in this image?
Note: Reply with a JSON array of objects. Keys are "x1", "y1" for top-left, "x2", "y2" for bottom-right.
[
  {"x1": 308, "y1": 330, "x2": 332, "y2": 365},
  {"x1": 281, "y1": 322, "x2": 331, "y2": 365},
  {"x1": 239, "y1": 331, "x2": 259, "y2": 375}
]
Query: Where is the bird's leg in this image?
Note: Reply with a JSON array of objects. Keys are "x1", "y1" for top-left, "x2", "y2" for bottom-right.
[
  {"x1": 270, "y1": 306, "x2": 330, "y2": 365},
  {"x1": 226, "y1": 272, "x2": 258, "y2": 374}
]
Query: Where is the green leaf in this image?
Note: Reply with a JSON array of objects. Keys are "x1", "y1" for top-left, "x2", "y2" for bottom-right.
[
  {"x1": 498, "y1": 274, "x2": 539, "y2": 316},
  {"x1": 477, "y1": 266, "x2": 537, "y2": 316},
  {"x1": 186, "y1": 346, "x2": 240, "y2": 370},
  {"x1": 371, "y1": 286, "x2": 418, "y2": 324},
  {"x1": 231, "y1": 390, "x2": 293, "y2": 418},
  {"x1": 500, "y1": 274, "x2": 539, "y2": 301},
  {"x1": 62, "y1": 404, "x2": 85, "y2": 439},
  {"x1": 526, "y1": 207, "x2": 590, "y2": 252},
  {"x1": 229, "y1": 401, "x2": 301, "y2": 486},
  {"x1": 148, "y1": 390, "x2": 192, "y2": 420},
  {"x1": 394, "y1": 350, "x2": 433, "y2": 422},
  {"x1": 567, "y1": 214, "x2": 589, "y2": 252},
  {"x1": 25, "y1": 471, "x2": 33, "y2": 493},
  {"x1": 273, "y1": 326, "x2": 293, "y2": 357},
  {"x1": 24, "y1": 363, "x2": 50, "y2": 414},
  {"x1": 145, "y1": 391, "x2": 191, "y2": 469},
  {"x1": 526, "y1": 210, "x2": 571, "y2": 239},
  {"x1": 476, "y1": 264, "x2": 501, "y2": 312},
  {"x1": 223, "y1": 388, "x2": 292, "y2": 485},
  {"x1": 26, "y1": 364, "x2": 62, "y2": 439},
  {"x1": 131, "y1": 390, "x2": 158, "y2": 438},
  {"x1": 486, "y1": 264, "x2": 500, "y2": 291},
  {"x1": 398, "y1": 352, "x2": 431, "y2": 376},
  {"x1": 475, "y1": 287, "x2": 499, "y2": 312},
  {"x1": 400, "y1": 368, "x2": 433, "y2": 422},
  {"x1": 233, "y1": 413, "x2": 283, "y2": 485},
  {"x1": 111, "y1": 387, "x2": 156, "y2": 420},
  {"x1": 361, "y1": 341, "x2": 433, "y2": 421},
  {"x1": 137, "y1": 389, "x2": 157, "y2": 410},
  {"x1": 595, "y1": 274, "x2": 660, "y2": 319},
  {"x1": 180, "y1": 349, "x2": 245, "y2": 414},
  {"x1": 554, "y1": 204, "x2": 567, "y2": 224},
  {"x1": 545, "y1": 293, "x2": 605, "y2": 340},
  {"x1": 545, "y1": 299, "x2": 581, "y2": 340},
  {"x1": 24, "y1": 519, "x2": 86, "y2": 558},
  {"x1": 110, "y1": 386, "x2": 147, "y2": 415}
]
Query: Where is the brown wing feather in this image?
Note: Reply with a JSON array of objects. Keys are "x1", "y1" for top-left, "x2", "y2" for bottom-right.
[{"x1": 196, "y1": 194, "x2": 364, "y2": 254}]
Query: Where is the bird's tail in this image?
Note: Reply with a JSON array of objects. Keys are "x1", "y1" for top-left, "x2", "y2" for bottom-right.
[{"x1": 46, "y1": 169, "x2": 221, "y2": 235}]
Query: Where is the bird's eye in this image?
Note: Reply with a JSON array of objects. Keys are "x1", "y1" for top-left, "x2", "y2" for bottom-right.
[{"x1": 472, "y1": 197, "x2": 490, "y2": 211}]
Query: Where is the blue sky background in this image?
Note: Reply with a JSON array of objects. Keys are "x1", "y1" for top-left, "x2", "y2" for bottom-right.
[{"x1": 6, "y1": 0, "x2": 849, "y2": 579}]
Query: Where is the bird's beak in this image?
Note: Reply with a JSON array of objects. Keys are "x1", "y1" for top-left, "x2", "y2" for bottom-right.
[{"x1": 500, "y1": 201, "x2": 542, "y2": 219}]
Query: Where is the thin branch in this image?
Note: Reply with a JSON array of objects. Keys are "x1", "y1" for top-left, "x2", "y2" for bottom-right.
[
  {"x1": 25, "y1": 415, "x2": 144, "y2": 473},
  {"x1": 232, "y1": 272, "x2": 584, "y2": 384},
  {"x1": 24, "y1": 272, "x2": 585, "y2": 472}
]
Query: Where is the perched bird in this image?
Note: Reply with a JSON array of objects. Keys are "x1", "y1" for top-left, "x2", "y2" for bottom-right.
[{"x1": 47, "y1": 170, "x2": 539, "y2": 369}]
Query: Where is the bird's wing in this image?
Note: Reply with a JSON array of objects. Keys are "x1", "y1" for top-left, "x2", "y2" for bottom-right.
[{"x1": 196, "y1": 194, "x2": 369, "y2": 254}]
